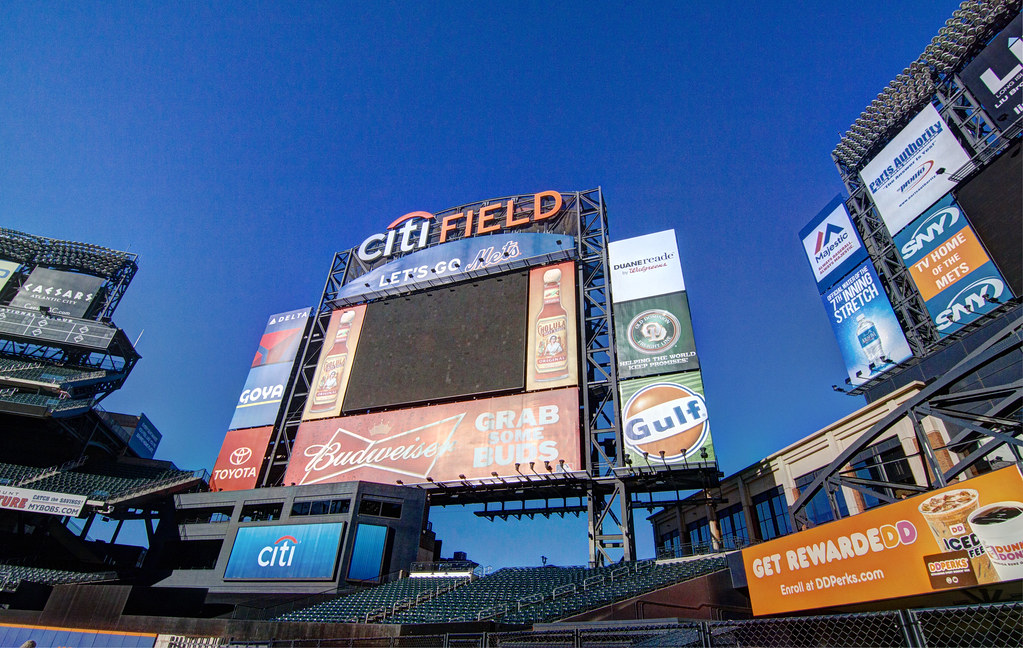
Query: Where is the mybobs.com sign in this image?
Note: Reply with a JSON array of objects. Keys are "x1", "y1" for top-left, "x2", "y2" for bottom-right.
[{"x1": 356, "y1": 191, "x2": 565, "y2": 263}]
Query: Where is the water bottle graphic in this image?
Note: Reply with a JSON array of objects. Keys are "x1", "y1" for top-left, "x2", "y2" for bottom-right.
[{"x1": 855, "y1": 313, "x2": 885, "y2": 369}]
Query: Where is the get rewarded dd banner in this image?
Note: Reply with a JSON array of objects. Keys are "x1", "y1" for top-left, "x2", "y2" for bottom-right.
[
  {"x1": 619, "y1": 371, "x2": 715, "y2": 467},
  {"x1": 210, "y1": 426, "x2": 273, "y2": 491},
  {"x1": 302, "y1": 305, "x2": 367, "y2": 421},
  {"x1": 608, "y1": 230, "x2": 685, "y2": 302},
  {"x1": 822, "y1": 261, "x2": 913, "y2": 385},
  {"x1": 799, "y1": 196, "x2": 868, "y2": 292},
  {"x1": 613, "y1": 292, "x2": 699, "y2": 379},
  {"x1": 894, "y1": 193, "x2": 1011, "y2": 337},
  {"x1": 10, "y1": 267, "x2": 104, "y2": 318},
  {"x1": 742, "y1": 466, "x2": 1023, "y2": 616},
  {"x1": 526, "y1": 261, "x2": 578, "y2": 391},
  {"x1": 285, "y1": 388, "x2": 580, "y2": 486},
  {"x1": 860, "y1": 104, "x2": 972, "y2": 236},
  {"x1": 229, "y1": 307, "x2": 311, "y2": 431}
]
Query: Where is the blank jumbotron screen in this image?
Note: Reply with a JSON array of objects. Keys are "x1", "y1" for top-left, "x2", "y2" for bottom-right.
[{"x1": 342, "y1": 271, "x2": 528, "y2": 412}]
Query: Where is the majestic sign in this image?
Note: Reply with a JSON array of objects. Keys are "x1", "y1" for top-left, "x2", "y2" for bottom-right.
[
  {"x1": 618, "y1": 371, "x2": 715, "y2": 467},
  {"x1": 224, "y1": 522, "x2": 346, "y2": 580},
  {"x1": 608, "y1": 230, "x2": 685, "y2": 303},
  {"x1": 210, "y1": 426, "x2": 274, "y2": 491},
  {"x1": 338, "y1": 232, "x2": 574, "y2": 303},
  {"x1": 127, "y1": 413, "x2": 162, "y2": 459},
  {"x1": 285, "y1": 388, "x2": 580, "y2": 486},
  {"x1": 10, "y1": 267, "x2": 104, "y2": 318},
  {"x1": 229, "y1": 307, "x2": 311, "y2": 431},
  {"x1": 0, "y1": 485, "x2": 86, "y2": 517},
  {"x1": 961, "y1": 14, "x2": 1022, "y2": 129},
  {"x1": 893, "y1": 193, "x2": 1011, "y2": 337},
  {"x1": 526, "y1": 261, "x2": 579, "y2": 391},
  {"x1": 799, "y1": 196, "x2": 869, "y2": 291},
  {"x1": 860, "y1": 104, "x2": 972, "y2": 236},
  {"x1": 821, "y1": 261, "x2": 913, "y2": 385},
  {"x1": 742, "y1": 466, "x2": 1023, "y2": 615}
]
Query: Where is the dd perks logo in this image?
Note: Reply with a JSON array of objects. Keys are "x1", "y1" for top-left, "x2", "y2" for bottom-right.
[
  {"x1": 627, "y1": 310, "x2": 680, "y2": 354},
  {"x1": 623, "y1": 383, "x2": 709, "y2": 463}
]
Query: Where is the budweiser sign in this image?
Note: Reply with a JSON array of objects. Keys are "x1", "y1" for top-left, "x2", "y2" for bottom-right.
[{"x1": 285, "y1": 388, "x2": 580, "y2": 486}]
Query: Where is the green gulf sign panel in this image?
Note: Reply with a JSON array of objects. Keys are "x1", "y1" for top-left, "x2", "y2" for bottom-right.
[
  {"x1": 619, "y1": 371, "x2": 715, "y2": 468},
  {"x1": 613, "y1": 291, "x2": 699, "y2": 379}
]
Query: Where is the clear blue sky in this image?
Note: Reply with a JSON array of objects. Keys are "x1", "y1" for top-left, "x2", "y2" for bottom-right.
[{"x1": 1, "y1": 1, "x2": 964, "y2": 568}]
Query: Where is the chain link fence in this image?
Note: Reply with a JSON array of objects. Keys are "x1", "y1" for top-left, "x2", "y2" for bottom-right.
[{"x1": 226, "y1": 601, "x2": 1020, "y2": 647}]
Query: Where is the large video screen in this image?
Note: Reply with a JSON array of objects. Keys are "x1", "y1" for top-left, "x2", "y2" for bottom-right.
[{"x1": 342, "y1": 270, "x2": 529, "y2": 412}]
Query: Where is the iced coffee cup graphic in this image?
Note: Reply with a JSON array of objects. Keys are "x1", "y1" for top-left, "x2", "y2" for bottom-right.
[
  {"x1": 967, "y1": 501, "x2": 1023, "y2": 581},
  {"x1": 917, "y1": 488, "x2": 997, "y2": 584}
]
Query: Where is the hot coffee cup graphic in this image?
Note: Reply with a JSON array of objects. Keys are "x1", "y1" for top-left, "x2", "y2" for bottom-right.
[{"x1": 967, "y1": 501, "x2": 1023, "y2": 581}]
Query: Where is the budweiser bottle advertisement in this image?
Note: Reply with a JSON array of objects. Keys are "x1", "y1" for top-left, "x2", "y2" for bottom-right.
[
  {"x1": 310, "y1": 310, "x2": 356, "y2": 413},
  {"x1": 534, "y1": 268, "x2": 569, "y2": 381}
]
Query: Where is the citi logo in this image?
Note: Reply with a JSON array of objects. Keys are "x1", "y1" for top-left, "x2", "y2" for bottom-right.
[
  {"x1": 356, "y1": 212, "x2": 434, "y2": 263},
  {"x1": 900, "y1": 207, "x2": 961, "y2": 259},
  {"x1": 230, "y1": 447, "x2": 252, "y2": 466},
  {"x1": 935, "y1": 277, "x2": 1004, "y2": 331},
  {"x1": 258, "y1": 535, "x2": 299, "y2": 567}
]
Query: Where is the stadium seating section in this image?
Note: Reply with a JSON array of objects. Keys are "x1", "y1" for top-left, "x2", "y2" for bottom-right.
[
  {"x1": 1, "y1": 459, "x2": 200, "y2": 502},
  {"x1": 0, "y1": 563, "x2": 117, "y2": 591}
]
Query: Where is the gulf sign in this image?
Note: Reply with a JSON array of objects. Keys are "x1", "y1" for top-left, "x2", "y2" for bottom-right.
[
  {"x1": 619, "y1": 371, "x2": 715, "y2": 467},
  {"x1": 210, "y1": 426, "x2": 273, "y2": 491},
  {"x1": 742, "y1": 466, "x2": 1023, "y2": 615},
  {"x1": 285, "y1": 388, "x2": 580, "y2": 486},
  {"x1": 894, "y1": 193, "x2": 1011, "y2": 337},
  {"x1": 799, "y1": 196, "x2": 868, "y2": 291},
  {"x1": 224, "y1": 522, "x2": 345, "y2": 580}
]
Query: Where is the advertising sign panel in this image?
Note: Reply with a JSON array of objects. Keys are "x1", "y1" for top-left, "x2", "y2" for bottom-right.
[
  {"x1": 127, "y1": 413, "x2": 162, "y2": 459},
  {"x1": 337, "y1": 232, "x2": 574, "y2": 303},
  {"x1": 742, "y1": 466, "x2": 1023, "y2": 616},
  {"x1": 0, "y1": 305, "x2": 117, "y2": 350},
  {"x1": 0, "y1": 623, "x2": 156, "y2": 648},
  {"x1": 209, "y1": 426, "x2": 274, "y2": 491},
  {"x1": 860, "y1": 104, "x2": 972, "y2": 236},
  {"x1": 608, "y1": 230, "x2": 685, "y2": 302},
  {"x1": 302, "y1": 305, "x2": 367, "y2": 421},
  {"x1": 285, "y1": 388, "x2": 580, "y2": 486},
  {"x1": 224, "y1": 522, "x2": 345, "y2": 580},
  {"x1": 526, "y1": 261, "x2": 578, "y2": 391},
  {"x1": 893, "y1": 193, "x2": 1010, "y2": 337},
  {"x1": 0, "y1": 485, "x2": 86, "y2": 517},
  {"x1": 618, "y1": 371, "x2": 715, "y2": 467},
  {"x1": 961, "y1": 14, "x2": 1022, "y2": 129},
  {"x1": 822, "y1": 261, "x2": 913, "y2": 385},
  {"x1": 10, "y1": 267, "x2": 104, "y2": 318},
  {"x1": 229, "y1": 308, "x2": 310, "y2": 430},
  {"x1": 613, "y1": 292, "x2": 699, "y2": 379},
  {"x1": 0, "y1": 260, "x2": 19, "y2": 293},
  {"x1": 799, "y1": 196, "x2": 869, "y2": 291}
]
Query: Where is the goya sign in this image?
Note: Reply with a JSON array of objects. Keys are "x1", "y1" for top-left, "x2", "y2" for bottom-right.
[{"x1": 224, "y1": 522, "x2": 345, "y2": 580}]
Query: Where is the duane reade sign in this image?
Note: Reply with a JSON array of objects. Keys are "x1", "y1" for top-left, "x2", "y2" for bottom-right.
[{"x1": 608, "y1": 230, "x2": 686, "y2": 302}]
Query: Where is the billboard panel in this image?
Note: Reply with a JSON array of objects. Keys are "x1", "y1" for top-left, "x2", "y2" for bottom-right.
[
  {"x1": 960, "y1": 14, "x2": 1022, "y2": 129},
  {"x1": 860, "y1": 104, "x2": 972, "y2": 236},
  {"x1": 608, "y1": 230, "x2": 685, "y2": 302},
  {"x1": 0, "y1": 485, "x2": 86, "y2": 517},
  {"x1": 822, "y1": 261, "x2": 913, "y2": 385},
  {"x1": 302, "y1": 305, "x2": 366, "y2": 421},
  {"x1": 230, "y1": 307, "x2": 311, "y2": 430},
  {"x1": 619, "y1": 371, "x2": 714, "y2": 467},
  {"x1": 128, "y1": 413, "x2": 162, "y2": 459},
  {"x1": 0, "y1": 259, "x2": 19, "y2": 293},
  {"x1": 742, "y1": 466, "x2": 1023, "y2": 616},
  {"x1": 526, "y1": 261, "x2": 578, "y2": 391},
  {"x1": 285, "y1": 387, "x2": 580, "y2": 486},
  {"x1": 799, "y1": 196, "x2": 869, "y2": 291},
  {"x1": 893, "y1": 193, "x2": 1011, "y2": 337},
  {"x1": 0, "y1": 624, "x2": 156, "y2": 648},
  {"x1": 210, "y1": 426, "x2": 273, "y2": 491},
  {"x1": 342, "y1": 273, "x2": 526, "y2": 412},
  {"x1": 10, "y1": 267, "x2": 104, "y2": 318},
  {"x1": 224, "y1": 522, "x2": 345, "y2": 580},
  {"x1": 613, "y1": 292, "x2": 699, "y2": 379}
]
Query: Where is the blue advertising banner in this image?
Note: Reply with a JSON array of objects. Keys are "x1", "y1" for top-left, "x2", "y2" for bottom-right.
[
  {"x1": 893, "y1": 193, "x2": 1011, "y2": 337},
  {"x1": 224, "y1": 522, "x2": 345, "y2": 580},
  {"x1": 822, "y1": 261, "x2": 913, "y2": 385},
  {"x1": 229, "y1": 307, "x2": 310, "y2": 430},
  {"x1": 0, "y1": 623, "x2": 156, "y2": 647},
  {"x1": 127, "y1": 413, "x2": 162, "y2": 459},
  {"x1": 799, "y1": 196, "x2": 869, "y2": 292},
  {"x1": 336, "y1": 232, "x2": 574, "y2": 302}
]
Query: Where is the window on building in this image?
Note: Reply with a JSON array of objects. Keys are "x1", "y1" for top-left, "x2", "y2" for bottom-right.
[
  {"x1": 660, "y1": 528, "x2": 680, "y2": 551},
  {"x1": 795, "y1": 470, "x2": 849, "y2": 526},
  {"x1": 849, "y1": 438, "x2": 916, "y2": 510},
  {"x1": 177, "y1": 506, "x2": 234, "y2": 525},
  {"x1": 686, "y1": 518, "x2": 711, "y2": 553},
  {"x1": 717, "y1": 502, "x2": 750, "y2": 549},
  {"x1": 752, "y1": 486, "x2": 792, "y2": 541},
  {"x1": 358, "y1": 498, "x2": 402, "y2": 519},
  {"x1": 239, "y1": 501, "x2": 283, "y2": 523},
  {"x1": 291, "y1": 498, "x2": 351, "y2": 517}
]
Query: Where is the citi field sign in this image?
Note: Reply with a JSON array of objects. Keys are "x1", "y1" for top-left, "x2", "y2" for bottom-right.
[{"x1": 224, "y1": 522, "x2": 346, "y2": 580}]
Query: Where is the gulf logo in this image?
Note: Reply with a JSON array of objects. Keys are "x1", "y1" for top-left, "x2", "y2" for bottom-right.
[{"x1": 622, "y1": 383, "x2": 709, "y2": 462}]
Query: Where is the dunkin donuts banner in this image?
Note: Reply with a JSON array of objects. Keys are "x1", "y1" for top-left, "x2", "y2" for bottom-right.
[
  {"x1": 742, "y1": 465, "x2": 1023, "y2": 616},
  {"x1": 618, "y1": 371, "x2": 715, "y2": 467},
  {"x1": 285, "y1": 387, "x2": 580, "y2": 485}
]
